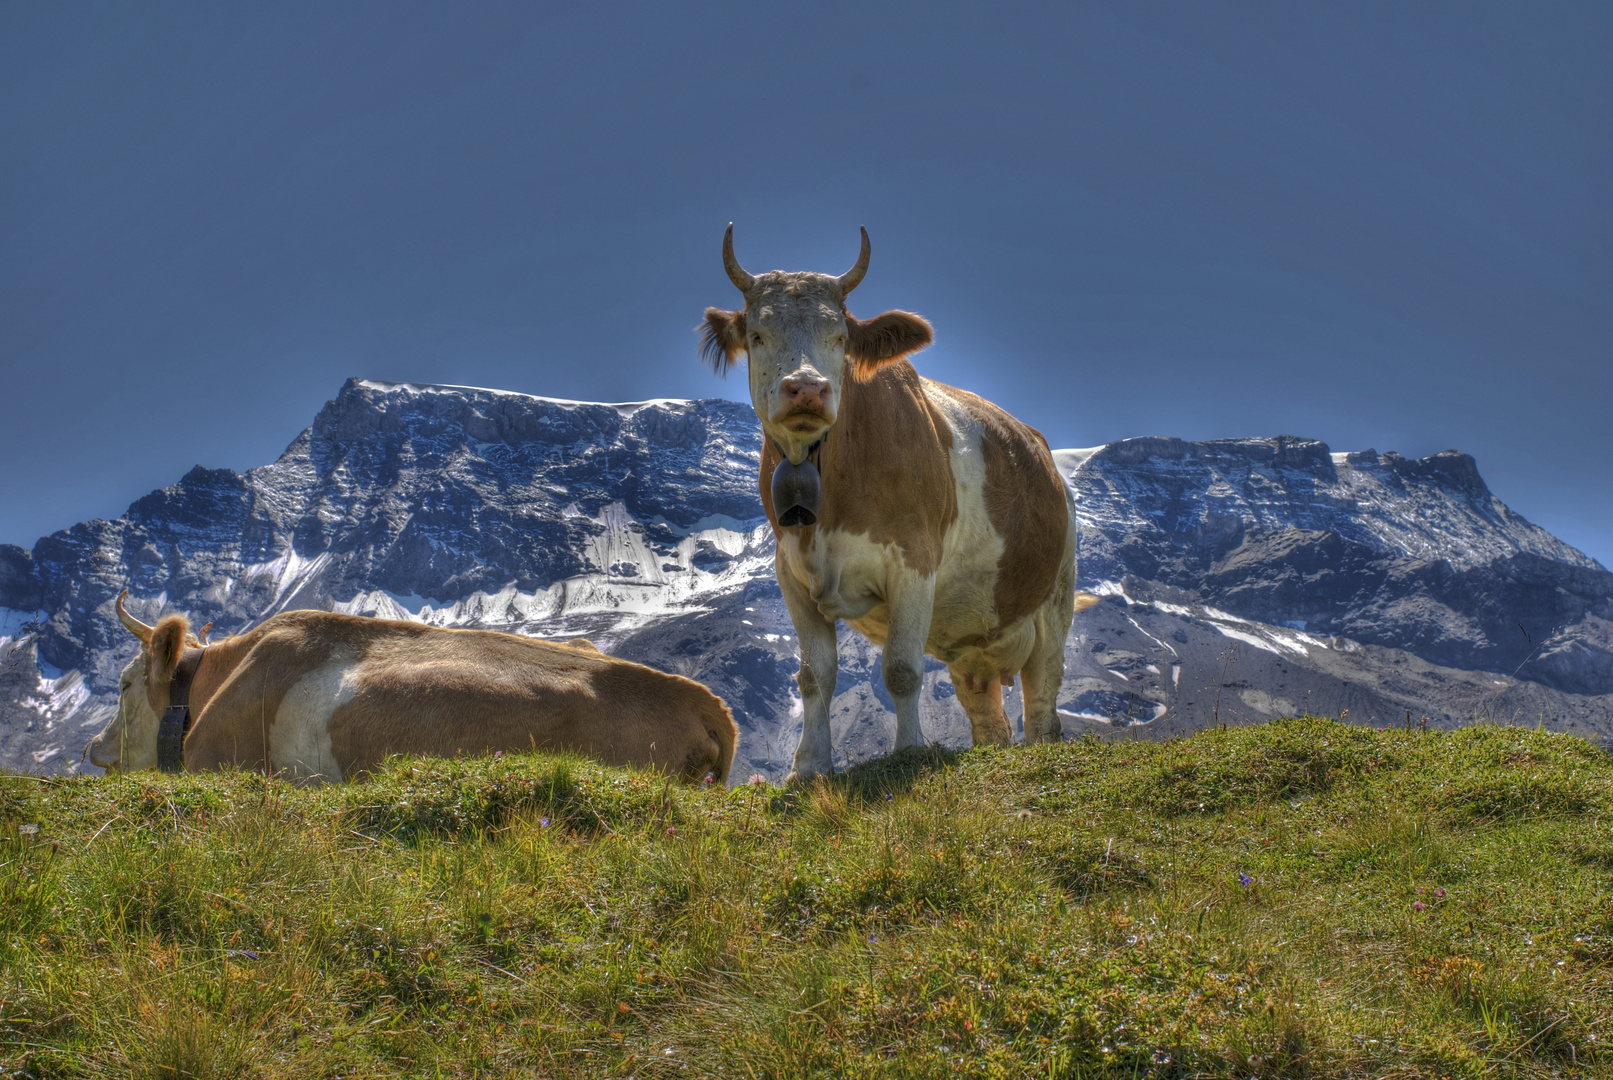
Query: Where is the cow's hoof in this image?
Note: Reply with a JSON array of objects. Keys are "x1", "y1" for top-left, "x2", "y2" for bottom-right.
[{"x1": 1024, "y1": 717, "x2": 1064, "y2": 745}]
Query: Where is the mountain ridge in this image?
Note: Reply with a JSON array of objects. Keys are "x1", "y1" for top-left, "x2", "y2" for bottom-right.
[{"x1": 2, "y1": 377, "x2": 1608, "y2": 777}]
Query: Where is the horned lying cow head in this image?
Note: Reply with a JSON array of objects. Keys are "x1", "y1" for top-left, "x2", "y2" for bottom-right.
[
  {"x1": 701, "y1": 226, "x2": 934, "y2": 469},
  {"x1": 86, "y1": 592, "x2": 192, "y2": 772}
]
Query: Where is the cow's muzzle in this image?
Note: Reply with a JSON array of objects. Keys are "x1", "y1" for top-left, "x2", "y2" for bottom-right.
[{"x1": 772, "y1": 456, "x2": 821, "y2": 528}]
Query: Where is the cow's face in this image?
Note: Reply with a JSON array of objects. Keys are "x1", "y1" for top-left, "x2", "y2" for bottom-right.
[
  {"x1": 88, "y1": 653, "x2": 162, "y2": 772},
  {"x1": 87, "y1": 593, "x2": 188, "y2": 772},
  {"x1": 702, "y1": 227, "x2": 933, "y2": 465},
  {"x1": 737, "y1": 274, "x2": 849, "y2": 462}
]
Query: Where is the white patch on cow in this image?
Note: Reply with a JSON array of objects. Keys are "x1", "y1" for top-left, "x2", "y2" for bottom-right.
[
  {"x1": 271, "y1": 663, "x2": 354, "y2": 782},
  {"x1": 779, "y1": 528, "x2": 897, "y2": 629},
  {"x1": 925, "y1": 385, "x2": 1021, "y2": 655}
]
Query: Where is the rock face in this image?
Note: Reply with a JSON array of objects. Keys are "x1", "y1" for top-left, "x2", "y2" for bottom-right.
[
  {"x1": 2, "y1": 379, "x2": 1609, "y2": 778},
  {"x1": 1065, "y1": 437, "x2": 1613, "y2": 696}
]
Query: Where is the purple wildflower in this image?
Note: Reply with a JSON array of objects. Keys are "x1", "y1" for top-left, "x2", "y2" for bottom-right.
[
  {"x1": 539, "y1": 817, "x2": 551, "y2": 828},
  {"x1": 1238, "y1": 873, "x2": 1253, "y2": 887},
  {"x1": 1434, "y1": 887, "x2": 1446, "y2": 898},
  {"x1": 1413, "y1": 901, "x2": 1426, "y2": 912}
]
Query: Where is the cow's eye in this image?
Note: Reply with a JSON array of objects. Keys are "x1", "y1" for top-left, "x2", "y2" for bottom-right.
[{"x1": 749, "y1": 333, "x2": 763, "y2": 347}]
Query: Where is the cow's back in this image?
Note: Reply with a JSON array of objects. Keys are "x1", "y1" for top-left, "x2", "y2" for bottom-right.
[
  {"x1": 327, "y1": 625, "x2": 735, "y2": 779},
  {"x1": 191, "y1": 612, "x2": 736, "y2": 781}
]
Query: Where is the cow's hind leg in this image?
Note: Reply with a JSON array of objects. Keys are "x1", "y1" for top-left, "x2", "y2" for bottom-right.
[
  {"x1": 779, "y1": 566, "x2": 839, "y2": 782},
  {"x1": 948, "y1": 667, "x2": 1012, "y2": 748},
  {"x1": 1022, "y1": 531, "x2": 1079, "y2": 745},
  {"x1": 1020, "y1": 620, "x2": 1068, "y2": 745}
]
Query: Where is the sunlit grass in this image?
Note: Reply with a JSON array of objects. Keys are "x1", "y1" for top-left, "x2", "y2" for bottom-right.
[{"x1": 2, "y1": 719, "x2": 1611, "y2": 1077}]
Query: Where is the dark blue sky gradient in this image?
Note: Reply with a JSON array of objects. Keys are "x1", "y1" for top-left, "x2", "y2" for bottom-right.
[{"x1": 2, "y1": 2, "x2": 1609, "y2": 566}]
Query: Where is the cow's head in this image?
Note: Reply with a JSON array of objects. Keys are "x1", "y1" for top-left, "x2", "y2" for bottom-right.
[
  {"x1": 86, "y1": 592, "x2": 191, "y2": 772},
  {"x1": 701, "y1": 226, "x2": 933, "y2": 465}
]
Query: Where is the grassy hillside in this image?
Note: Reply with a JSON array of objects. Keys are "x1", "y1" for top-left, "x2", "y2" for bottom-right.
[{"x1": 3, "y1": 718, "x2": 1613, "y2": 1078}]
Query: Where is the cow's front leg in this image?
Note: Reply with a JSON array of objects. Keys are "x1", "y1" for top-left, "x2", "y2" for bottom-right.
[
  {"x1": 779, "y1": 565, "x2": 838, "y2": 782},
  {"x1": 883, "y1": 572, "x2": 936, "y2": 752}
]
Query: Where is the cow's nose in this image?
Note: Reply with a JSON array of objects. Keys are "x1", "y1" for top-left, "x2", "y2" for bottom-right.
[{"x1": 781, "y1": 376, "x2": 831, "y2": 410}]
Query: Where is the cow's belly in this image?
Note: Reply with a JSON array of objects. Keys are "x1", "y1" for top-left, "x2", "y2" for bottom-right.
[{"x1": 780, "y1": 523, "x2": 1043, "y2": 675}]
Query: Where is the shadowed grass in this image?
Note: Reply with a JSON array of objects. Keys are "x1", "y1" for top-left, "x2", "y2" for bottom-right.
[{"x1": 2, "y1": 717, "x2": 1612, "y2": 1077}]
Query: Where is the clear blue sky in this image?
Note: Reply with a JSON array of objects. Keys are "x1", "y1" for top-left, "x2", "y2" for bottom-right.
[{"x1": 2, "y1": 2, "x2": 1609, "y2": 568}]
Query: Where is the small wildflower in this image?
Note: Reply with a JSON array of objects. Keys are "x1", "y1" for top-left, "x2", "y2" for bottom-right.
[
  {"x1": 666, "y1": 826, "x2": 677, "y2": 836},
  {"x1": 1238, "y1": 873, "x2": 1253, "y2": 887},
  {"x1": 964, "y1": 1020, "x2": 973, "y2": 1030},
  {"x1": 538, "y1": 817, "x2": 551, "y2": 828},
  {"x1": 747, "y1": 773, "x2": 767, "y2": 786},
  {"x1": 1434, "y1": 887, "x2": 1446, "y2": 898},
  {"x1": 868, "y1": 934, "x2": 876, "y2": 943},
  {"x1": 493, "y1": 750, "x2": 504, "y2": 758},
  {"x1": 704, "y1": 774, "x2": 715, "y2": 784},
  {"x1": 1413, "y1": 901, "x2": 1426, "y2": 911},
  {"x1": 1017, "y1": 809, "x2": 1033, "y2": 820},
  {"x1": 18, "y1": 825, "x2": 38, "y2": 836},
  {"x1": 885, "y1": 793, "x2": 893, "y2": 801}
]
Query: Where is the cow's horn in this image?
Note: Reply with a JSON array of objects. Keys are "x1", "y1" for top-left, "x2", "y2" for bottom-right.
[
  {"x1": 115, "y1": 590, "x2": 154, "y2": 644},
  {"x1": 836, "y1": 226, "x2": 871, "y2": 297},
  {"x1": 722, "y1": 223, "x2": 754, "y2": 293}
]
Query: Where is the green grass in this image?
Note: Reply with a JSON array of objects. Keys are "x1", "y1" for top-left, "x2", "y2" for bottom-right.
[{"x1": 4, "y1": 718, "x2": 1613, "y2": 1078}]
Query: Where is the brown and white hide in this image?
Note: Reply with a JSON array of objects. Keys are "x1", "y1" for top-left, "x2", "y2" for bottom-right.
[
  {"x1": 702, "y1": 226, "x2": 1093, "y2": 780},
  {"x1": 88, "y1": 600, "x2": 737, "y2": 783}
]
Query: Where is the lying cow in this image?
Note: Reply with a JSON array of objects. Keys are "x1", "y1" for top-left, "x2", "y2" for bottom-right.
[
  {"x1": 87, "y1": 593, "x2": 737, "y2": 783},
  {"x1": 702, "y1": 226, "x2": 1096, "y2": 780}
]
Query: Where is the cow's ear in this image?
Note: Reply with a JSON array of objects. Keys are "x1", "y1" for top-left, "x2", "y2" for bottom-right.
[
  {"x1": 148, "y1": 615, "x2": 190, "y2": 684},
  {"x1": 846, "y1": 310, "x2": 933, "y2": 379},
  {"x1": 699, "y1": 308, "x2": 747, "y2": 375}
]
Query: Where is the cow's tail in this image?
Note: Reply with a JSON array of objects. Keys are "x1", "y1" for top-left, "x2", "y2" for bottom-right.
[{"x1": 708, "y1": 699, "x2": 738, "y2": 785}]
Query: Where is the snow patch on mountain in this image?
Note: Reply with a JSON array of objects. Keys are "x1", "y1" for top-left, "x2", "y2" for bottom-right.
[{"x1": 331, "y1": 506, "x2": 774, "y2": 646}]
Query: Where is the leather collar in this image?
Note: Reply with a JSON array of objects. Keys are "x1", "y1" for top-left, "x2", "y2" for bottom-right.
[{"x1": 157, "y1": 647, "x2": 206, "y2": 773}]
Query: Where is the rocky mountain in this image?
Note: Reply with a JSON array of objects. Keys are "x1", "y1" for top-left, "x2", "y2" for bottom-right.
[{"x1": 2, "y1": 378, "x2": 1609, "y2": 778}]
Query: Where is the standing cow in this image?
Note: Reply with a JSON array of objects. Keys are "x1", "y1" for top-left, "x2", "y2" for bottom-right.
[
  {"x1": 702, "y1": 226, "x2": 1093, "y2": 780},
  {"x1": 88, "y1": 594, "x2": 737, "y2": 783}
]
